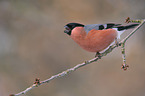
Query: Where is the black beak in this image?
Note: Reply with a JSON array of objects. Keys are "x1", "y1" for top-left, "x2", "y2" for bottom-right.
[
  {"x1": 64, "y1": 25, "x2": 71, "y2": 35},
  {"x1": 64, "y1": 26, "x2": 70, "y2": 33}
]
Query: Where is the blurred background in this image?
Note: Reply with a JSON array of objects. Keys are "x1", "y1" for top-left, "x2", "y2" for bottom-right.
[{"x1": 0, "y1": 0, "x2": 145, "y2": 96}]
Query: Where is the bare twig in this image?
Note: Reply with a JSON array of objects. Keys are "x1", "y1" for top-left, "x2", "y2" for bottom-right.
[
  {"x1": 10, "y1": 18, "x2": 145, "y2": 96},
  {"x1": 120, "y1": 18, "x2": 145, "y2": 70},
  {"x1": 123, "y1": 18, "x2": 145, "y2": 43},
  {"x1": 121, "y1": 42, "x2": 129, "y2": 70}
]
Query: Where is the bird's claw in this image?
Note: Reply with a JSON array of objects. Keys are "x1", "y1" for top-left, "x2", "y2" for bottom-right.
[
  {"x1": 115, "y1": 38, "x2": 120, "y2": 47},
  {"x1": 95, "y1": 52, "x2": 102, "y2": 59}
]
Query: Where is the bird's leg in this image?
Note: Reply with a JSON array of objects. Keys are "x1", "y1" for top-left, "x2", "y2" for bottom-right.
[
  {"x1": 115, "y1": 38, "x2": 120, "y2": 47},
  {"x1": 95, "y1": 52, "x2": 102, "y2": 59}
]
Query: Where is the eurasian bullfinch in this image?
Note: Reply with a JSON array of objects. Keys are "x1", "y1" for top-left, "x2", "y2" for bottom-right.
[{"x1": 64, "y1": 23, "x2": 138, "y2": 56}]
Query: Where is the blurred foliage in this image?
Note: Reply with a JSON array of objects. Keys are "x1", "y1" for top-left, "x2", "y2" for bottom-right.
[{"x1": 0, "y1": 0, "x2": 145, "y2": 96}]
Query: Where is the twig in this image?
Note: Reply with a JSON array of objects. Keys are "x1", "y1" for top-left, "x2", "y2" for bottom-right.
[
  {"x1": 120, "y1": 18, "x2": 145, "y2": 70},
  {"x1": 121, "y1": 42, "x2": 129, "y2": 70},
  {"x1": 10, "y1": 18, "x2": 145, "y2": 96},
  {"x1": 123, "y1": 17, "x2": 145, "y2": 43}
]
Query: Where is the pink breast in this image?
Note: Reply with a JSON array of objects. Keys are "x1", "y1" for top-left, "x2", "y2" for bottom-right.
[{"x1": 71, "y1": 28, "x2": 117, "y2": 52}]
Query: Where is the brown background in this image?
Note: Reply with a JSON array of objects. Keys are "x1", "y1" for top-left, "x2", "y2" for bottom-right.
[{"x1": 0, "y1": 0, "x2": 145, "y2": 96}]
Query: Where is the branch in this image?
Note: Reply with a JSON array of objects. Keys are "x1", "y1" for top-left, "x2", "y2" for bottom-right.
[
  {"x1": 123, "y1": 17, "x2": 145, "y2": 43},
  {"x1": 120, "y1": 17, "x2": 145, "y2": 70},
  {"x1": 10, "y1": 18, "x2": 145, "y2": 96}
]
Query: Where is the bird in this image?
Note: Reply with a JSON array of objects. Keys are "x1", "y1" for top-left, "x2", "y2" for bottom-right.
[{"x1": 64, "y1": 22, "x2": 139, "y2": 57}]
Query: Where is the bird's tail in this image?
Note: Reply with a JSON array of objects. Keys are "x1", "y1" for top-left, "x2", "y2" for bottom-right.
[
  {"x1": 117, "y1": 24, "x2": 139, "y2": 31},
  {"x1": 113, "y1": 23, "x2": 139, "y2": 39}
]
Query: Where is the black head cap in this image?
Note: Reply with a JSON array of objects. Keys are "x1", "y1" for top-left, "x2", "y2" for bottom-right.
[{"x1": 64, "y1": 23, "x2": 84, "y2": 35}]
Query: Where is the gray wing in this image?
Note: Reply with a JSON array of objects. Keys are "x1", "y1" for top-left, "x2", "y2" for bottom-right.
[{"x1": 84, "y1": 23, "x2": 121, "y2": 34}]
